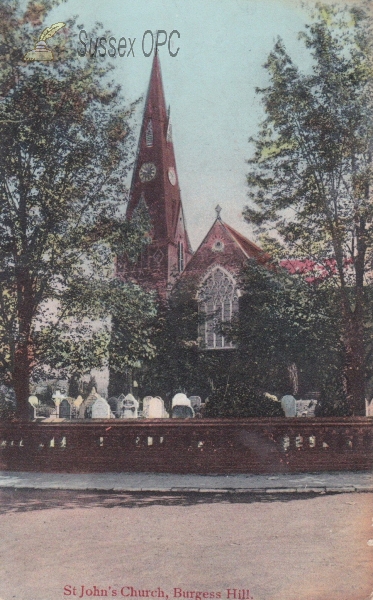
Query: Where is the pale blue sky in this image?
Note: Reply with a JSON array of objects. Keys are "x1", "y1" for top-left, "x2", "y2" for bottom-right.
[{"x1": 50, "y1": 0, "x2": 313, "y2": 248}]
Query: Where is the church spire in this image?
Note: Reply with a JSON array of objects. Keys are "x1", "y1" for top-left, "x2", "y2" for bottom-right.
[{"x1": 124, "y1": 54, "x2": 193, "y2": 296}]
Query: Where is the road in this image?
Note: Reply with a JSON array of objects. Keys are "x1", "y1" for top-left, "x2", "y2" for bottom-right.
[{"x1": 0, "y1": 489, "x2": 372, "y2": 600}]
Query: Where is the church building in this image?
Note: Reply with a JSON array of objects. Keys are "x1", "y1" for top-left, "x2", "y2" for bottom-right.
[{"x1": 119, "y1": 52, "x2": 267, "y2": 350}]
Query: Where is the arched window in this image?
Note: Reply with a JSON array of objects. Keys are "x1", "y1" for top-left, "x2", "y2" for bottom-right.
[
  {"x1": 198, "y1": 267, "x2": 239, "y2": 349},
  {"x1": 145, "y1": 120, "x2": 153, "y2": 146},
  {"x1": 178, "y1": 241, "x2": 184, "y2": 272}
]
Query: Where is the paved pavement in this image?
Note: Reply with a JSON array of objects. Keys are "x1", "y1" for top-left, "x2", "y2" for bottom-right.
[{"x1": 0, "y1": 469, "x2": 373, "y2": 493}]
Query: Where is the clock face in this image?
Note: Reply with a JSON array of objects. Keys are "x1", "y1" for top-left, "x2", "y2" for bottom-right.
[
  {"x1": 139, "y1": 162, "x2": 156, "y2": 182},
  {"x1": 168, "y1": 167, "x2": 176, "y2": 186}
]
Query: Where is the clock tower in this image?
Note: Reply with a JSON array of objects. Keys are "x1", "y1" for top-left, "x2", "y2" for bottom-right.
[{"x1": 119, "y1": 52, "x2": 193, "y2": 297}]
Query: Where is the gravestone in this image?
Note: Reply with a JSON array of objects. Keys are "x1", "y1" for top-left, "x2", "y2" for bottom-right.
[
  {"x1": 73, "y1": 395, "x2": 84, "y2": 408},
  {"x1": 52, "y1": 390, "x2": 65, "y2": 403},
  {"x1": 172, "y1": 393, "x2": 189, "y2": 408},
  {"x1": 91, "y1": 396, "x2": 111, "y2": 419},
  {"x1": 171, "y1": 393, "x2": 194, "y2": 418},
  {"x1": 28, "y1": 402, "x2": 36, "y2": 420},
  {"x1": 121, "y1": 394, "x2": 139, "y2": 419},
  {"x1": 59, "y1": 398, "x2": 71, "y2": 419},
  {"x1": 78, "y1": 390, "x2": 98, "y2": 419},
  {"x1": 295, "y1": 399, "x2": 317, "y2": 417},
  {"x1": 189, "y1": 396, "x2": 202, "y2": 410},
  {"x1": 142, "y1": 396, "x2": 153, "y2": 418},
  {"x1": 172, "y1": 405, "x2": 195, "y2": 419},
  {"x1": 296, "y1": 400, "x2": 307, "y2": 417},
  {"x1": 147, "y1": 396, "x2": 164, "y2": 418},
  {"x1": 281, "y1": 395, "x2": 297, "y2": 418},
  {"x1": 28, "y1": 395, "x2": 38, "y2": 407},
  {"x1": 115, "y1": 394, "x2": 127, "y2": 418}
]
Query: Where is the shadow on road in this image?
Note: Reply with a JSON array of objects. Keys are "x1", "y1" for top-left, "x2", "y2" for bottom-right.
[{"x1": 0, "y1": 488, "x2": 327, "y2": 514}]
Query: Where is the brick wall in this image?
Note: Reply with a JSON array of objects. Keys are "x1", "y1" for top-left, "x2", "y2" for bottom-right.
[{"x1": 0, "y1": 418, "x2": 372, "y2": 474}]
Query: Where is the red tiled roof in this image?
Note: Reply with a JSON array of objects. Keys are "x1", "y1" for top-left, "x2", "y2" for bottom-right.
[{"x1": 224, "y1": 222, "x2": 269, "y2": 260}]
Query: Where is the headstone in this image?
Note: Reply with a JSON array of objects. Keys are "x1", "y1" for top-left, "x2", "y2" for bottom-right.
[
  {"x1": 172, "y1": 405, "x2": 195, "y2": 419},
  {"x1": 307, "y1": 400, "x2": 317, "y2": 417},
  {"x1": 28, "y1": 402, "x2": 36, "y2": 420},
  {"x1": 59, "y1": 398, "x2": 71, "y2": 419},
  {"x1": 366, "y1": 399, "x2": 373, "y2": 417},
  {"x1": 142, "y1": 396, "x2": 153, "y2": 418},
  {"x1": 189, "y1": 396, "x2": 202, "y2": 410},
  {"x1": 52, "y1": 390, "x2": 66, "y2": 417},
  {"x1": 78, "y1": 390, "x2": 98, "y2": 419},
  {"x1": 114, "y1": 394, "x2": 127, "y2": 419},
  {"x1": 281, "y1": 395, "x2": 297, "y2": 418},
  {"x1": 28, "y1": 395, "x2": 39, "y2": 407},
  {"x1": 296, "y1": 399, "x2": 317, "y2": 417},
  {"x1": 91, "y1": 396, "x2": 111, "y2": 419},
  {"x1": 121, "y1": 393, "x2": 139, "y2": 419},
  {"x1": 73, "y1": 395, "x2": 84, "y2": 408},
  {"x1": 171, "y1": 393, "x2": 190, "y2": 408},
  {"x1": 147, "y1": 396, "x2": 164, "y2": 418},
  {"x1": 171, "y1": 393, "x2": 194, "y2": 418},
  {"x1": 52, "y1": 390, "x2": 66, "y2": 402}
]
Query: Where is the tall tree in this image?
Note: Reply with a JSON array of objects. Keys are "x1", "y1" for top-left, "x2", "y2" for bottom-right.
[
  {"x1": 234, "y1": 260, "x2": 349, "y2": 414},
  {"x1": 0, "y1": 1, "x2": 151, "y2": 418},
  {"x1": 246, "y1": 4, "x2": 373, "y2": 414}
]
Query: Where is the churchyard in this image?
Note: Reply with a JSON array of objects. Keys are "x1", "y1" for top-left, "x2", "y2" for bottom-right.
[{"x1": 25, "y1": 388, "x2": 319, "y2": 422}]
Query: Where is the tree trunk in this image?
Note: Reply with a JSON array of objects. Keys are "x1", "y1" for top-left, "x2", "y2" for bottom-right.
[
  {"x1": 13, "y1": 270, "x2": 34, "y2": 420},
  {"x1": 13, "y1": 340, "x2": 32, "y2": 420}
]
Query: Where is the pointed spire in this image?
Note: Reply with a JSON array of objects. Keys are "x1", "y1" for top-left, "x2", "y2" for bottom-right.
[
  {"x1": 124, "y1": 54, "x2": 193, "y2": 295},
  {"x1": 143, "y1": 50, "x2": 167, "y2": 124}
]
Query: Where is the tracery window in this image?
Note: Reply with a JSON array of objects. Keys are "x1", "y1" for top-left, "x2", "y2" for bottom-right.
[
  {"x1": 198, "y1": 267, "x2": 239, "y2": 349},
  {"x1": 145, "y1": 120, "x2": 153, "y2": 146}
]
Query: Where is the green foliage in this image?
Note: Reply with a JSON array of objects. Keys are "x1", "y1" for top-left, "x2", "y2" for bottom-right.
[
  {"x1": 245, "y1": 3, "x2": 373, "y2": 414},
  {"x1": 204, "y1": 380, "x2": 284, "y2": 418},
  {"x1": 36, "y1": 322, "x2": 110, "y2": 377},
  {"x1": 135, "y1": 278, "x2": 220, "y2": 406},
  {"x1": 234, "y1": 260, "x2": 350, "y2": 414},
  {"x1": 0, "y1": 398, "x2": 16, "y2": 421},
  {"x1": 0, "y1": 385, "x2": 16, "y2": 421},
  {"x1": 0, "y1": 0, "x2": 152, "y2": 417},
  {"x1": 108, "y1": 280, "x2": 158, "y2": 396},
  {"x1": 246, "y1": 4, "x2": 373, "y2": 256},
  {"x1": 137, "y1": 276, "x2": 285, "y2": 415}
]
